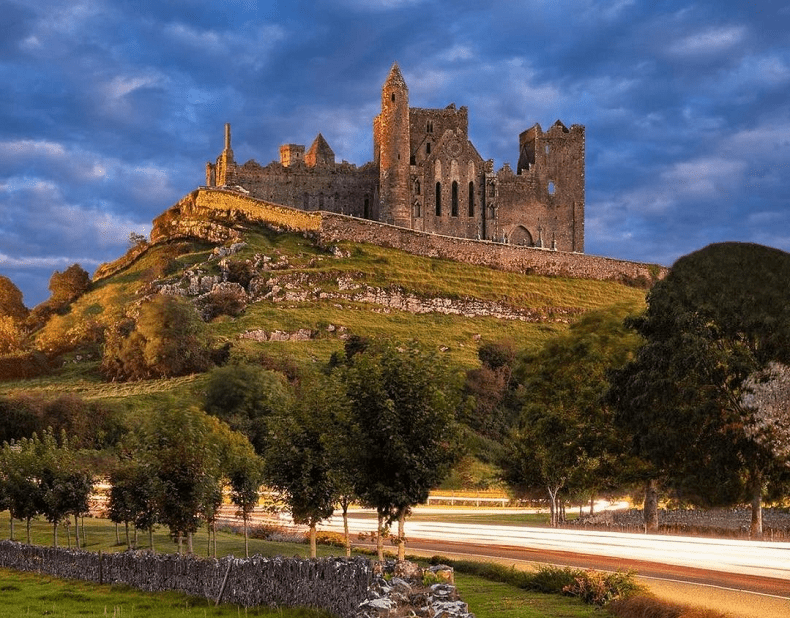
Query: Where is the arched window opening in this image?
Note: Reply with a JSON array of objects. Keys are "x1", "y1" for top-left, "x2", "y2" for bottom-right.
[
  {"x1": 391, "y1": 93, "x2": 395, "y2": 102},
  {"x1": 435, "y1": 182, "x2": 442, "y2": 216},
  {"x1": 451, "y1": 181, "x2": 459, "y2": 217},
  {"x1": 468, "y1": 181, "x2": 475, "y2": 216},
  {"x1": 426, "y1": 142, "x2": 431, "y2": 154}
]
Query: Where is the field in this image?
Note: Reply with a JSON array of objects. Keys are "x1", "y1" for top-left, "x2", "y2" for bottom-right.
[{"x1": 0, "y1": 514, "x2": 602, "y2": 618}]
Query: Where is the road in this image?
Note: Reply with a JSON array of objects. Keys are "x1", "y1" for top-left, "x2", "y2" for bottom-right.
[{"x1": 315, "y1": 509, "x2": 790, "y2": 618}]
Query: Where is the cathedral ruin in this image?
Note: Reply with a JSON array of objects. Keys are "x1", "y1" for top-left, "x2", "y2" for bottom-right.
[{"x1": 205, "y1": 63, "x2": 585, "y2": 252}]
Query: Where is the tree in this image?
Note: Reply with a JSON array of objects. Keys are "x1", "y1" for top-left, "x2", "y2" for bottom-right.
[
  {"x1": 338, "y1": 340, "x2": 462, "y2": 561},
  {"x1": 0, "y1": 316, "x2": 25, "y2": 355},
  {"x1": 142, "y1": 405, "x2": 227, "y2": 554},
  {"x1": 0, "y1": 275, "x2": 28, "y2": 322},
  {"x1": 501, "y1": 307, "x2": 642, "y2": 525},
  {"x1": 607, "y1": 242, "x2": 790, "y2": 537},
  {"x1": 203, "y1": 363, "x2": 292, "y2": 455},
  {"x1": 102, "y1": 295, "x2": 212, "y2": 381},
  {"x1": 263, "y1": 376, "x2": 339, "y2": 558},
  {"x1": 107, "y1": 456, "x2": 159, "y2": 551},
  {"x1": 48, "y1": 264, "x2": 91, "y2": 305},
  {"x1": 1, "y1": 434, "x2": 47, "y2": 543}
]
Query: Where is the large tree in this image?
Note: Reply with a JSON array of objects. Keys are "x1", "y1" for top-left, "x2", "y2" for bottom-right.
[
  {"x1": 607, "y1": 242, "x2": 790, "y2": 537},
  {"x1": 501, "y1": 306, "x2": 642, "y2": 525},
  {"x1": 102, "y1": 295, "x2": 212, "y2": 381},
  {"x1": 263, "y1": 374, "x2": 339, "y2": 558},
  {"x1": 338, "y1": 340, "x2": 462, "y2": 561}
]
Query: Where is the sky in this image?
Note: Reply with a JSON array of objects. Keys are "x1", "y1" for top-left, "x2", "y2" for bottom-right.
[{"x1": 1, "y1": 0, "x2": 789, "y2": 307}]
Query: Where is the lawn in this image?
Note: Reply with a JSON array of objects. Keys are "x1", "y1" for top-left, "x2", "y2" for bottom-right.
[{"x1": 0, "y1": 514, "x2": 606, "y2": 618}]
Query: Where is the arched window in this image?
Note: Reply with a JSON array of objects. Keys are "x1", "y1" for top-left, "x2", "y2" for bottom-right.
[
  {"x1": 391, "y1": 93, "x2": 395, "y2": 102},
  {"x1": 426, "y1": 142, "x2": 431, "y2": 154},
  {"x1": 435, "y1": 182, "x2": 442, "y2": 216},
  {"x1": 468, "y1": 181, "x2": 474, "y2": 216},
  {"x1": 451, "y1": 181, "x2": 458, "y2": 217}
]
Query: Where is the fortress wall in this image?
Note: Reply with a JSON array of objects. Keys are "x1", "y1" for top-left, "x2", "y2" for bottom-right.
[
  {"x1": 135, "y1": 188, "x2": 666, "y2": 287},
  {"x1": 194, "y1": 189, "x2": 322, "y2": 231},
  {"x1": 318, "y1": 211, "x2": 666, "y2": 285}
]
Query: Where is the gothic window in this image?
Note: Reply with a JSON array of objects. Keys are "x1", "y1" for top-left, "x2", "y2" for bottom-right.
[
  {"x1": 426, "y1": 142, "x2": 431, "y2": 154},
  {"x1": 414, "y1": 200, "x2": 421, "y2": 218},
  {"x1": 468, "y1": 181, "x2": 474, "y2": 217},
  {"x1": 435, "y1": 182, "x2": 442, "y2": 216},
  {"x1": 427, "y1": 121, "x2": 433, "y2": 133},
  {"x1": 451, "y1": 181, "x2": 458, "y2": 217},
  {"x1": 414, "y1": 179, "x2": 421, "y2": 195}
]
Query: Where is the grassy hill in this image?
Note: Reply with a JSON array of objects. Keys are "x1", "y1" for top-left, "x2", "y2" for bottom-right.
[{"x1": 0, "y1": 219, "x2": 647, "y2": 403}]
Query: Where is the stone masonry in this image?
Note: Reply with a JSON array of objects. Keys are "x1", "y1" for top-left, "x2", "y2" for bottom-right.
[{"x1": 205, "y1": 62, "x2": 584, "y2": 252}]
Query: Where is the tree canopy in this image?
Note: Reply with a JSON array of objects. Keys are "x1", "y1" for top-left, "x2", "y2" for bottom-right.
[{"x1": 607, "y1": 242, "x2": 790, "y2": 536}]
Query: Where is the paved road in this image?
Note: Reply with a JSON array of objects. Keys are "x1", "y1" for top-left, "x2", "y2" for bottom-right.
[{"x1": 316, "y1": 510, "x2": 790, "y2": 618}]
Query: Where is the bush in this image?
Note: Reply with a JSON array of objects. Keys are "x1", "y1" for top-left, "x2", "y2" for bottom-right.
[
  {"x1": 429, "y1": 556, "x2": 644, "y2": 608},
  {"x1": 610, "y1": 594, "x2": 730, "y2": 618}
]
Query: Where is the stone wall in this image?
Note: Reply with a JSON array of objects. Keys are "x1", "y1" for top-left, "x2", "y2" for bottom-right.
[
  {"x1": 141, "y1": 188, "x2": 667, "y2": 287},
  {"x1": 0, "y1": 541, "x2": 371, "y2": 617}
]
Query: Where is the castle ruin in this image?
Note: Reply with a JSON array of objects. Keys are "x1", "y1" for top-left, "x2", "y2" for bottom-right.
[{"x1": 205, "y1": 63, "x2": 584, "y2": 252}]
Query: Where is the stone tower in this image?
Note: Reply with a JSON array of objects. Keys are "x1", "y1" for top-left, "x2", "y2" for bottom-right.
[
  {"x1": 375, "y1": 62, "x2": 411, "y2": 227},
  {"x1": 208, "y1": 123, "x2": 236, "y2": 186}
]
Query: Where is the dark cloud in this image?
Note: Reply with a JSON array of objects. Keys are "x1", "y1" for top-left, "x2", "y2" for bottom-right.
[{"x1": 2, "y1": 0, "x2": 790, "y2": 305}]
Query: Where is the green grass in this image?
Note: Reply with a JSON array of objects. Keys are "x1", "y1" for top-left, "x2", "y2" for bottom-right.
[
  {"x1": 0, "y1": 568, "x2": 334, "y2": 618},
  {"x1": 0, "y1": 224, "x2": 646, "y2": 409},
  {"x1": 454, "y1": 573, "x2": 601, "y2": 618}
]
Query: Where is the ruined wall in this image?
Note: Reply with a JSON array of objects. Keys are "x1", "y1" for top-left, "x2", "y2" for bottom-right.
[{"x1": 145, "y1": 189, "x2": 666, "y2": 286}]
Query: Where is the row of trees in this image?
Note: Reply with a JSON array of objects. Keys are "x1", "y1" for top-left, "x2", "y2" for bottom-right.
[
  {"x1": 498, "y1": 243, "x2": 790, "y2": 537},
  {"x1": 1, "y1": 338, "x2": 461, "y2": 560},
  {"x1": 205, "y1": 338, "x2": 461, "y2": 560}
]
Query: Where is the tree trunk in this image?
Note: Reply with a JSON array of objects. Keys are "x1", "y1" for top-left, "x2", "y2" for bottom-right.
[
  {"x1": 644, "y1": 479, "x2": 659, "y2": 533},
  {"x1": 26, "y1": 518, "x2": 31, "y2": 544},
  {"x1": 243, "y1": 514, "x2": 250, "y2": 558},
  {"x1": 397, "y1": 508, "x2": 406, "y2": 562},
  {"x1": 74, "y1": 514, "x2": 80, "y2": 549},
  {"x1": 53, "y1": 521, "x2": 58, "y2": 548},
  {"x1": 124, "y1": 521, "x2": 130, "y2": 548},
  {"x1": 343, "y1": 501, "x2": 351, "y2": 558},
  {"x1": 309, "y1": 523, "x2": 317, "y2": 558},
  {"x1": 187, "y1": 531, "x2": 193, "y2": 555},
  {"x1": 750, "y1": 484, "x2": 763, "y2": 540},
  {"x1": 376, "y1": 512, "x2": 385, "y2": 562},
  {"x1": 547, "y1": 487, "x2": 558, "y2": 527},
  {"x1": 177, "y1": 532, "x2": 183, "y2": 555}
]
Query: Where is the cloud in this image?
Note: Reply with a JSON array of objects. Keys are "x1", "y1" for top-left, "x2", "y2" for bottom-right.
[{"x1": 667, "y1": 25, "x2": 746, "y2": 58}]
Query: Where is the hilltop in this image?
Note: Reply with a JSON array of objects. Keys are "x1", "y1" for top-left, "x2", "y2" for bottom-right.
[{"x1": 0, "y1": 191, "x2": 653, "y2": 402}]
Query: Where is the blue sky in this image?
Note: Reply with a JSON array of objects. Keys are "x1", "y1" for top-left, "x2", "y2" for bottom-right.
[{"x1": 1, "y1": 0, "x2": 789, "y2": 306}]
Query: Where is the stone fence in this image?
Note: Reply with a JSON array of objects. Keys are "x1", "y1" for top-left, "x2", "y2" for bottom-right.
[{"x1": 0, "y1": 541, "x2": 371, "y2": 617}]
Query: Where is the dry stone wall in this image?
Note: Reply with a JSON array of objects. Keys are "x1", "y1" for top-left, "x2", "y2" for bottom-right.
[{"x1": 0, "y1": 541, "x2": 371, "y2": 617}]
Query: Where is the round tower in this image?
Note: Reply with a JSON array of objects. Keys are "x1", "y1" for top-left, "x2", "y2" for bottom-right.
[{"x1": 376, "y1": 62, "x2": 411, "y2": 227}]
